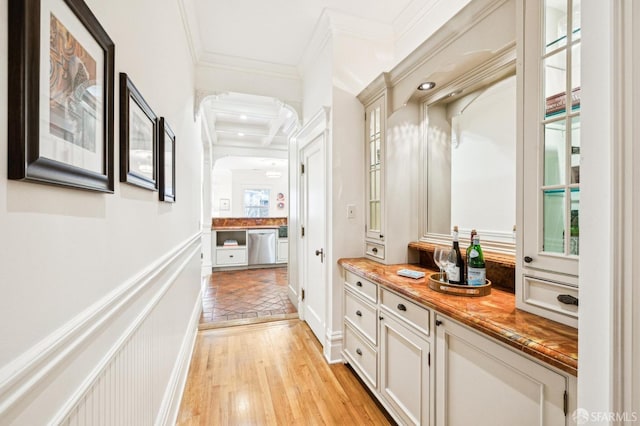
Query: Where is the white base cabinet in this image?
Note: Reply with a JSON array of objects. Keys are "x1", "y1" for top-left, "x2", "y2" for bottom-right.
[
  {"x1": 380, "y1": 313, "x2": 430, "y2": 426},
  {"x1": 435, "y1": 315, "x2": 572, "y2": 426},
  {"x1": 342, "y1": 267, "x2": 577, "y2": 426}
]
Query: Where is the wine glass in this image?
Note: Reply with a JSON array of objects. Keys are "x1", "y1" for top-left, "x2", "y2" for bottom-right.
[
  {"x1": 438, "y1": 247, "x2": 453, "y2": 283},
  {"x1": 433, "y1": 246, "x2": 444, "y2": 279}
]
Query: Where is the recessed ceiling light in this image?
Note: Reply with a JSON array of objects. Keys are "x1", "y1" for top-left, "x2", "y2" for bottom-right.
[
  {"x1": 448, "y1": 90, "x2": 462, "y2": 97},
  {"x1": 238, "y1": 132, "x2": 245, "y2": 137},
  {"x1": 240, "y1": 114, "x2": 248, "y2": 120},
  {"x1": 418, "y1": 81, "x2": 436, "y2": 91}
]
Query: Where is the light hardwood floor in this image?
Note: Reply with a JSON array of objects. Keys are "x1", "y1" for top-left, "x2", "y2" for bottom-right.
[{"x1": 177, "y1": 319, "x2": 393, "y2": 425}]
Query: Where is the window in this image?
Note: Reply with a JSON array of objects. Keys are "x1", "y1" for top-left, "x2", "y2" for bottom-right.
[{"x1": 244, "y1": 189, "x2": 270, "y2": 217}]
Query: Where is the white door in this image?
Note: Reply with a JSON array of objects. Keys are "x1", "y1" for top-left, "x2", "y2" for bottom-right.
[{"x1": 300, "y1": 135, "x2": 326, "y2": 344}]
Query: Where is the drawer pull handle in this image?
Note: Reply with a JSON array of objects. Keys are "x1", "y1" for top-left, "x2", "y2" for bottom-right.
[
  {"x1": 524, "y1": 256, "x2": 533, "y2": 263},
  {"x1": 356, "y1": 348, "x2": 363, "y2": 356},
  {"x1": 356, "y1": 281, "x2": 363, "y2": 287},
  {"x1": 397, "y1": 304, "x2": 407, "y2": 311},
  {"x1": 435, "y1": 319, "x2": 443, "y2": 326},
  {"x1": 356, "y1": 310, "x2": 362, "y2": 317},
  {"x1": 372, "y1": 247, "x2": 378, "y2": 254},
  {"x1": 229, "y1": 255, "x2": 234, "y2": 258},
  {"x1": 557, "y1": 294, "x2": 579, "y2": 306}
]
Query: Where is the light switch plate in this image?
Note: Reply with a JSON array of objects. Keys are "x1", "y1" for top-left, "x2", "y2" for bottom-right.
[{"x1": 347, "y1": 204, "x2": 356, "y2": 219}]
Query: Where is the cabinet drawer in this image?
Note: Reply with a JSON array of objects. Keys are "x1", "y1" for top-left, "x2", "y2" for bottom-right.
[
  {"x1": 344, "y1": 290, "x2": 377, "y2": 345},
  {"x1": 365, "y1": 241, "x2": 385, "y2": 260},
  {"x1": 523, "y1": 276, "x2": 578, "y2": 319},
  {"x1": 215, "y1": 248, "x2": 247, "y2": 265},
  {"x1": 381, "y1": 289, "x2": 430, "y2": 336},
  {"x1": 344, "y1": 323, "x2": 377, "y2": 388},
  {"x1": 344, "y1": 271, "x2": 377, "y2": 303}
]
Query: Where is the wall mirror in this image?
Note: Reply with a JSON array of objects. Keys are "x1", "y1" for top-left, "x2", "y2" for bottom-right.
[{"x1": 421, "y1": 51, "x2": 517, "y2": 253}]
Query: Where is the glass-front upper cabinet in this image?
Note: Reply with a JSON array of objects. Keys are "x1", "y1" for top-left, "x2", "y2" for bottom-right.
[
  {"x1": 519, "y1": 0, "x2": 580, "y2": 327},
  {"x1": 365, "y1": 96, "x2": 385, "y2": 242}
]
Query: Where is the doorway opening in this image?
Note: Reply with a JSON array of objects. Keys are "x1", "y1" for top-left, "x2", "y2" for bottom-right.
[{"x1": 199, "y1": 92, "x2": 300, "y2": 329}]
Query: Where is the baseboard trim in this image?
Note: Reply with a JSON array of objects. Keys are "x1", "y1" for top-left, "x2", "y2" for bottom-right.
[
  {"x1": 0, "y1": 232, "x2": 201, "y2": 419},
  {"x1": 324, "y1": 329, "x2": 344, "y2": 364}
]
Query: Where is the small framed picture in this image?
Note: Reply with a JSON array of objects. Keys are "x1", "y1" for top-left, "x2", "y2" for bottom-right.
[
  {"x1": 8, "y1": 0, "x2": 115, "y2": 192},
  {"x1": 119, "y1": 73, "x2": 158, "y2": 190},
  {"x1": 159, "y1": 118, "x2": 176, "y2": 202},
  {"x1": 220, "y1": 198, "x2": 230, "y2": 211}
]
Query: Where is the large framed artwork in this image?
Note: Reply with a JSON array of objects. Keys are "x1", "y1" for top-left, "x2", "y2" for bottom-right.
[
  {"x1": 8, "y1": 0, "x2": 115, "y2": 192},
  {"x1": 119, "y1": 73, "x2": 158, "y2": 191},
  {"x1": 159, "y1": 118, "x2": 176, "y2": 203}
]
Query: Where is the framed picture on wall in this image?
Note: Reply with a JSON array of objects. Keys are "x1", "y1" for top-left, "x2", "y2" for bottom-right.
[
  {"x1": 159, "y1": 118, "x2": 176, "y2": 202},
  {"x1": 7, "y1": 0, "x2": 115, "y2": 192},
  {"x1": 119, "y1": 73, "x2": 158, "y2": 191}
]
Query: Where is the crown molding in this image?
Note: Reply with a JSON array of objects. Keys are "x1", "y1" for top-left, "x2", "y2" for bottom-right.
[
  {"x1": 298, "y1": 8, "x2": 394, "y2": 77},
  {"x1": 176, "y1": 0, "x2": 203, "y2": 65},
  {"x1": 198, "y1": 52, "x2": 301, "y2": 81}
]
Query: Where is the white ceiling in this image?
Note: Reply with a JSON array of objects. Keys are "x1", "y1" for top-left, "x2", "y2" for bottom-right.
[
  {"x1": 192, "y1": 0, "x2": 414, "y2": 69},
  {"x1": 213, "y1": 156, "x2": 288, "y2": 172}
]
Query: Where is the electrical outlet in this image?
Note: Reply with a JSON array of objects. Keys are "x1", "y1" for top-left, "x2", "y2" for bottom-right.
[{"x1": 347, "y1": 204, "x2": 356, "y2": 219}]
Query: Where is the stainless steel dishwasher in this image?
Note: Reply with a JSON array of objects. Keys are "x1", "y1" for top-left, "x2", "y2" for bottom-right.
[{"x1": 248, "y1": 229, "x2": 276, "y2": 265}]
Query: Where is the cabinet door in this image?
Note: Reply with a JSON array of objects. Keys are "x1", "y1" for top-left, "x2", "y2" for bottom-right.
[
  {"x1": 521, "y1": 0, "x2": 581, "y2": 277},
  {"x1": 365, "y1": 96, "x2": 385, "y2": 242},
  {"x1": 435, "y1": 316, "x2": 567, "y2": 426},
  {"x1": 380, "y1": 313, "x2": 430, "y2": 426}
]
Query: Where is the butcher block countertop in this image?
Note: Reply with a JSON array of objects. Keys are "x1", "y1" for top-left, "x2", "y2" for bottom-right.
[{"x1": 338, "y1": 257, "x2": 578, "y2": 376}]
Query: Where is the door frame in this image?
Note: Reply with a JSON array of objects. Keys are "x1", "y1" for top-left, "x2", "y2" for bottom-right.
[{"x1": 290, "y1": 107, "x2": 331, "y2": 351}]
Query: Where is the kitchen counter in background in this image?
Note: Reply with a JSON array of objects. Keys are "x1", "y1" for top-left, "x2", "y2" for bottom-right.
[
  {"x1": 212, "y1": 217, "x2": 287, "y2": 230},
  {"x1": 338, "y1": 257, "x2": 578, "y2": 376}
]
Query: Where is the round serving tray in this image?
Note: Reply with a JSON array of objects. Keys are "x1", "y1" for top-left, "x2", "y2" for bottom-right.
[{"x1": 428, "y1": 273, "x2": 491, "y2": 297}]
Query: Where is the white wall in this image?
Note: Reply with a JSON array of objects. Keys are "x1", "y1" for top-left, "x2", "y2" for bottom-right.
[
  {"x1": 211, "y1": 168, "x2": 232, "y2": 217},
  {"x1": 0, "y1": 0, "x2": 202, "y2": 422},
  {"x1": 230, "y1": 170, "x2": 288, "y2": 217}
]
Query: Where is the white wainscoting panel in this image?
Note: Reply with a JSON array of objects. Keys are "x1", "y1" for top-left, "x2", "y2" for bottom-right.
[{"x1": 0, "y1": 234, "x2": 202, "y2": 425}]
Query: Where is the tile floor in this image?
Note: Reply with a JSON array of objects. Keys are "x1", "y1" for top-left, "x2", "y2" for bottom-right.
[{"x1": 200, "y1": 267, "x2": 297, "y2": 328}]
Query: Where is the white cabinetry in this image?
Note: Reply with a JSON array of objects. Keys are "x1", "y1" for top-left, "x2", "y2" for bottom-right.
[
  {"x1": 211, "y1": 230, "x2": 248, "y2": 268},
  {"x1": 358, "y1": 76, "x2": 418, "y2": 265},
  {"x1": 517, "y1": 0, "x2": 581, "y2": 327},
  {"x1": 435, "y1": 315, "x2": 572, "y2": 426},
  {"x1": 342, "y1": 267, "x2": 577, "y2": 426},
  {"x1": 379, "y1": 305, "x2": 430, "y2": 425},
  {"x1": 277, "y1": 238, "x2": 288, "y2": 263}
]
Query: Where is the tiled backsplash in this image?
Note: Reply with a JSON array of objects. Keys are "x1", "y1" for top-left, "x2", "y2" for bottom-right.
[{"x1": 408, "y1": 241, "x2": 516, "y2": 293}]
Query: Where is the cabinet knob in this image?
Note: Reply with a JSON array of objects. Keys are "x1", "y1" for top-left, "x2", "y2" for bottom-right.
[
  {"x1": 372, "y1": 247, "x2": 378, "y2": 254},
  {"x1": 524, "y1": 256, "x2": 533, "y2": 263},
  {"x1": 356, "y1": 348, "x2": 363, "y2": 356},
  {"x1": 356, "y1": 310, "x2": 362, "y2": 317},
  {"x1": 435, "y1": 319, "x2": 443, "y2": 326},
  {"x1": 356, "y1": 281, "x2": 363, "y2": 287},
  {"x1": 397, "y1": 303, "x2": 407, "y2": 312},
  {"x1": 380, "y1": 234, "x2": 384, "y2": 239},
  {"x1": 229, "y1": 255, "x2": 234, "y2": 258},
  {"x1": 379, "y1": 316, "x2": 384, "y2": 320}
]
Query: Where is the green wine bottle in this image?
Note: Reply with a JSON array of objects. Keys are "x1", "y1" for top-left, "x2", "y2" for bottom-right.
[
  {"x1": 467, "y1": 234, "x2": 486, "y2": 286},
  {"x1": 465, "y1": 229, "x2": 477, "y2": 284}
]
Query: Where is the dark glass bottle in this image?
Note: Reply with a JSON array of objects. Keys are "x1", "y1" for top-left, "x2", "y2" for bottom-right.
[
  {"x1": 448, "y1": 226, "x2": 465, "y2": 284},
  {"x1": 465, "y1": 229, "x2": 477, "y2": 284}
]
